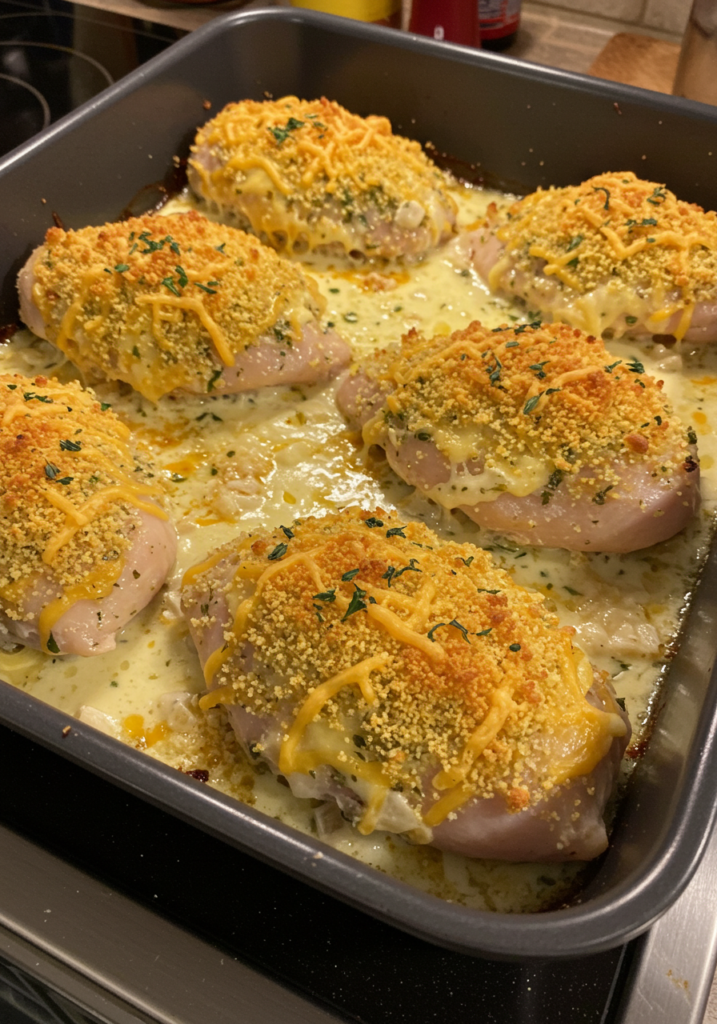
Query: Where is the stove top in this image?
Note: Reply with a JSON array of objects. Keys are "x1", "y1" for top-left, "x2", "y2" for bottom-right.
[{"x1": 0, "y1": 0, "x2": 178, "y2": 155}]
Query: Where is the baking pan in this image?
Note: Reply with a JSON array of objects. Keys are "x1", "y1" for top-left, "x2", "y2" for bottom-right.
[{"x1": 2, "y1": 8, "x2": 717, "y2": 960}]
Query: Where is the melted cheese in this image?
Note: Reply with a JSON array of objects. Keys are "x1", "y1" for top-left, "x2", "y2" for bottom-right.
[
  {"x1": 0, "y1": 373, "x2": 168, "y2": 651},
  {"x1": 188, "y1": 509, "x2": 626, "y2": 834},
  {"x1": 189, "y1": 96, "x2": 457, "y2": 259},
  {"x1": 1, "y1": 180, "x2": 716, "y2": 914},
  {"x1": 31, "y1": 212, "x2": 323, "y2": 401},
  {"x1": 490, "y1": 171, "x2": 717, "y2": 340}
]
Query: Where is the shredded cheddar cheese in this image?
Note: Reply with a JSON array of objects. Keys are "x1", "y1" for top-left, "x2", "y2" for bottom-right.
[
  {"x1": 189, "y1": 96, "x2": 457, "y2": 259},
  {"x1": 0, "y1": 372, "x2": 167, "y2": 652},
  {"x1": 487, "y1": 171, "x2": 717, "y2": 340},
  {"x1": 29, "y1": 211, "x2": 325, "y2": 401},
  {"x1": 353, "y1": 320, "x2": 692, "y2": 506},
  {"x1": 182, "y1": 508, "x2": 626, "y2": 832}
]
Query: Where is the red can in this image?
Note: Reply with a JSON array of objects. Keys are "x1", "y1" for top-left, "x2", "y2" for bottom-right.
[
  {"x1": 478, "y1": 0, "x2": 521, "y2": 50},
  {"x1": 409, "y1": 0, "x2": 480, "y2": 47}
]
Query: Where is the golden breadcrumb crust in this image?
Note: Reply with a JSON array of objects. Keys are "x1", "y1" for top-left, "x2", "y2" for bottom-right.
[
  {"x1": 0, "y1": 373, "x2": 165, "y2": 634},
  {"x1": 190, "y1": 96, "x2": 456, "y2": 256},
  {"x1": 30, "y1": 211, "x2": 324, "y2": 401},
  {"x1": 356, "y1": 320, "x2": 692, "y2": 498},
  {"x1": 491, "y1": 171, "x2": 717, "y2": 336},
  {"x1": 183, "y1": 508, "x2": 625, "y2": 819}
]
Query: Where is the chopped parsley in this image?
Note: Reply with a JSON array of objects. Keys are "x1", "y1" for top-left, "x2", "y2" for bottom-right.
[
  {"x1": 647, "y1": 186, "x2": 667, "y2": 206},
  {"x1": 593, "y1": 485, "x2": 614, "y2": 505},
  {"x1": 364, "y1": 517, "x2": 384, "y2": 528},
  {"x1": 448, "y1": 619, "x2": 471, "y2": 643},
  {"x1": 592, "y1": 185, "x2": 610, "y2": 210},
  {"x1": 487, "y1": 354, "x2": 503, "y2": 386},
  {"x1": 46, "y1": 634, "x2": 60, "y2": 654},
  {"x1": 385, "y1": 526, "x2": 406, "y2": 538},
  {"x1": 313, "y1": 589, "x2": 336, "y2": 603},
  {"x1": 161, "y1": 276, "x2": 181, "y2": 297},
  {"x1": 267, "y1": 542, "x2": 288, "y2": 561},
  {"x1": 269, "y1": 117, "x2": 305, "y2": 145},
  {"x1": 341, "y1": 568, "x2": 360, "y2": 582},
  {"x1": 523, "y1": 387, "x2": 561, "y2": 415},
  {"x1": 59, "y1": 439, "x2": 82, "y2": 451},
  {"x1": 342, "y1": 584, "x2": 368, "y2": 620},
  {"x1": 513, "y1": 320, "x2": 542, "y2": 334},
  {"x1": 541, "y1": 467, "x2": 564, "y2": 505},
  {"x1": 207, "y1": 368, "x2": 222, "y2": 392},
  {"x1": 382, "y1": 558, "x2": 421, "y2": 588}
]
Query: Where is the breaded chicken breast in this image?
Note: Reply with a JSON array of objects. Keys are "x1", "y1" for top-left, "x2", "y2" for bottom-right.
[
  {"x1": 181, "y1": 509, "x2": 629, "y2": 861},
  {"x1": 467, "y1": 171, "x2": 717, "y2": 343},
  {"x1": 337, "y1": 321, "x2": 700, "y2": 552},
  {"x1": 189, "y1": 96, "x2": 457, "y2": 261},
  {"x1": 0, "y1": 373, "x2": 176, "y2": 656},
  {"x1": 18, "y1": 211, "x2": 350, "y2": 402}
]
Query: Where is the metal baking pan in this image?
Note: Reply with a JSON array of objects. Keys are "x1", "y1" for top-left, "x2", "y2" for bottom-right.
[{"x1": 2, "y1": 8, "x2": 717, "y2": 960}]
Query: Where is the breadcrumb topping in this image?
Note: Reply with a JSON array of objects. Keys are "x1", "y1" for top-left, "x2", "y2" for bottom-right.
[
  {"x1": 491, "y1": 171, "x2": 717, "y2": 338},
  {"x1": 355, "y1": 320, "x2": 691, "y2": 501},
  {"x1": 30, "y1": 211, "x2": 324, "y2": 401},
  {"x1": 183, "y1": 509, "x2": 625, "y2": 822},
  {"x1": 190, "y1": 96, "x2": 457, "y2": 257},
  {"x1": 0, "y1": 373, "x2": 165, "y2": 639}
]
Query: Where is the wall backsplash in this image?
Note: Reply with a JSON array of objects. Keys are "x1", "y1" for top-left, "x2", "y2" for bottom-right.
[{"x1": 526, "y1": 0, "x2": 692, "y2": 38}]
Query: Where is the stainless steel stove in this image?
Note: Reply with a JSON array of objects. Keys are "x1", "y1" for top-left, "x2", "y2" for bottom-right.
[{"x1": 1, "y1": 4, "x2": 717, "y2": 1023}]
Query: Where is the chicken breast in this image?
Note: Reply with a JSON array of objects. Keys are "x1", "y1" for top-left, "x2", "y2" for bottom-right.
[
  {"x1": 0, "y1": 373, "x2": 176, "y2": 656},
  {"x1": 337, "y1": 321, "x2": 700, "y2": 552},
  {"x1": 181, "y1": 509, "x2": 630, "y2": 862},
  {"x1": 467, "y1": 171, "x2": 717, "y2": 343},
  {"x1": 188, "y1": 96, "x2": 457, "y2": 261},
  {"x1": 17, "y1": 211, "x2": 350, "y2": 402}
]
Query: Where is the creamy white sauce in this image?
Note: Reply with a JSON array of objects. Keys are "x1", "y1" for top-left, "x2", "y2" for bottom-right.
[{"x1": 1, "y1": 182, "x2": 715, "y2": 914}]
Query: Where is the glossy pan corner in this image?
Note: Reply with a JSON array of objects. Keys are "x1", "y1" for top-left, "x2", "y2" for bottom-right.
[{"x1": 1, "y1": 7, "x2": 717, "y2": 959}]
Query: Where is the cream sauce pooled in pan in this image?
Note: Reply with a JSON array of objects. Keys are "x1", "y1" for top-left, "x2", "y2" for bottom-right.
[{"x1": 1, "y1": 183, "x2": 716, "y2": 912}]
